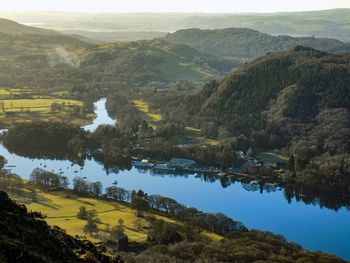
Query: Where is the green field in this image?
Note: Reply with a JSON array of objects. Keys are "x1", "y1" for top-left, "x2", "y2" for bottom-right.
[
  {"x1": 256, "y1": 152, "x2": 289, "y2": 165},
  {"x1": 0, "y1": 99, "x2": 83, "y2": 113},
  {"x1": 10, "y1": 185, "x2": 222, "y2": 243},
  {"x1": 0, "y1": 87, "x2": 32, "y2": 97},
  {"x1": 0, "y1": 87, "x2": 94, "y2": 127},
  {"x1": 132, "y1": 99, "x2": 162, "y2": 122},
  {"x1": 27, "y1": 190, "x2": 162, "y2": 242},
  {"x1": 184, "y1": 126, "x2": 220, "y2": 145}
]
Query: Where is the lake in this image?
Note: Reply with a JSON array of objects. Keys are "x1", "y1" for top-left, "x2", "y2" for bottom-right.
[
  {"x1": 1, "y1": 98, "x2": 349, "y2": 260},
  {"x1": 82, "y1": 98, "x2": 116, "y2": 132}
]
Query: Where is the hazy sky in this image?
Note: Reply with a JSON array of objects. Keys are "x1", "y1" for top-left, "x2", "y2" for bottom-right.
[{"x1": 1, "y1": 0, "x2": 349, "y2": 13}]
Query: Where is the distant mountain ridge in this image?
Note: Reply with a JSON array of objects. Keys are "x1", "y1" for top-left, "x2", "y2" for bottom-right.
[
  {"x1": 0, "y1": 18, "x2": 59, "y2": 35},
  {"x1": 2, "y1": 9, "x2": 350, "y2": 41},
  {"x1": 163, "y1": 27, "x2": 350, "y2": 62}
]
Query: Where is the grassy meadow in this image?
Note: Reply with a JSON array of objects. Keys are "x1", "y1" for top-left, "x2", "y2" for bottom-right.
[
  {"x1": 8, "y1": 184, "x2": 222, "y2": 243},
  {"x1": 0, "y1": 87, "x2": 94, "y2": 127},
  {"x1": 184, "y1": 126, "x2": 220, "y2": 146},
  {"x1": 27, "y1": 190, "x2": 163, "y2": 242},
  {"x1": 132, "y1": 99, "x2": 162, "y2": 122},
  {"x1": 0, "y1": 98, "x2": 83, "y2": 113},
  {"x1": 256, "y1": 152, "x2": 289, "y2": 165}
]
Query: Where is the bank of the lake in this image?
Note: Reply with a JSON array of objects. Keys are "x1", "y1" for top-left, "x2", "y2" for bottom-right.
[{"x1": 0, "y1": 98, "x2": 349, "y2": 260}]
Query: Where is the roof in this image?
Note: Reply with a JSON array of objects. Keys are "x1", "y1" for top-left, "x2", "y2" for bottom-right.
[{"x1": 170, "y1": 158, "x2": 197, "y2": 165}]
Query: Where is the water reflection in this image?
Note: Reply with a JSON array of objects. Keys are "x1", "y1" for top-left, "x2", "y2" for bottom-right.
[
  {"x1": 3, "y1": 139, "x2": 350, "y2": 213},
  {"x1": 0, "y1": 100, "x2": 350, "y2": 259}
]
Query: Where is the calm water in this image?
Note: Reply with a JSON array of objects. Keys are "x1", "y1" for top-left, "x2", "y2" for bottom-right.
[
  {"x1": 82, "y1": 98, "x2": 116, "y2": 132},
  {"x1": 1, "y1": 99, "x2": 350, "y2": 260}
]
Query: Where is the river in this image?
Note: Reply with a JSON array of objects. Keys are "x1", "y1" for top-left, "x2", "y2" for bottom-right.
[{"x1": 1, "y1": 98, "x2": 349, "y2": 260}]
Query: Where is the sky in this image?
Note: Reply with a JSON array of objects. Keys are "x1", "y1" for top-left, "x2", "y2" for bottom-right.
[{"x1": 0, "y1": 0, "x2": 349, "y2": 13}]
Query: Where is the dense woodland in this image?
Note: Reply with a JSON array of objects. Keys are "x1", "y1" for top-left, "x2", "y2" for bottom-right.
[{"x1": 145, "y1": 47, "x2": 350, "y2": 195}]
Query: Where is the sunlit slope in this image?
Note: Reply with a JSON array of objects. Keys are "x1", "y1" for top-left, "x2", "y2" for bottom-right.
[{"x1": 20, "y1": 188, "x2": 222, "y2": 243}]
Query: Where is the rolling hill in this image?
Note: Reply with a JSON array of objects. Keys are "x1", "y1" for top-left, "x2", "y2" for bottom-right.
[
  {"x1": 0, "y1": 18, "x2": 58, "y2": 35},
  {"x1": 0, "y1": 17, "x2": 89, "y2": 53},
  {"x1": 179, "y1": 46, "x2": 350, "y2": 193},
  {"x1": 0, "y1": 18, "x2": 217, "y2": 93},
  {"x1": 79, "y1": 39, "x2": 217, "y2": 84},
  {"x1": 163, "y1": 27, "x2": 350, "y2": 62}
]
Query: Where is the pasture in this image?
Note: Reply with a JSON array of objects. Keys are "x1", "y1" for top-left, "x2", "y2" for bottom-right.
[
  {"x1": 9, "y1": 186, "x2": 222, "y2": 243},
  {"x1": 0, "y1": 87, "x2": 93, "y2": 127}
]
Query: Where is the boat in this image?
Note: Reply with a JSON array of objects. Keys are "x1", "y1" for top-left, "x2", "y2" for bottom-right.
[
  {"x1": 218, "y1": 172, "x2": 226, "y2": 177},
  {"x1": 153, "y1": 164, "x2": 176, "y2": 171},
  {"x1": 132, "y1": 159, "x2": 154, "y2": 169}
]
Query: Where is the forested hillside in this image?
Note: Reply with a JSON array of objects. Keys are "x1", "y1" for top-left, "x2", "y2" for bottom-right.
[
  {"x1": 79, "y1": 39, "x2": 216, "y2": 85},
  {"x1": 0, "y1": 18, "x2": 91, "y2": 94},
  {"x1": 164, "y1": 28, "x2": 350, "y2": 62},
  {"x1": 173, "y1": 46, "x2": 350, "y2": 194}
]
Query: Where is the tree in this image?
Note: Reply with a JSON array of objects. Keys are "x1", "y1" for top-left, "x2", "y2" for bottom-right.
[
  {"x1": 73, "y1": 177, "x2": 89, "y2": 194},
  {"x1": 0, "y1": 156, "x2": 6, "y2": 169},
  {"x1": 132, "y1": 196, "x2": 149, "y2": 216},
  {"x1": 105, "y1": 186, "x2": 130, "y2": 202},
  {"x1": 50, "y1": 102, "x2": 61, "y2": 113},
  {"x1": 89, "y1": 181, "x2": 102, "y2": 196},
  {"x1": 148, "y1": 217, "x2": 183, "y2": 244},
  {"x1": 0, "y1": 101, "x2": 5, "y2": 113},
  {"x1": 110, "y1": 226, "x2": 125, "y2": 241},
  {"x1": 118, "y1": 218, "x2": 124, "y2": 226},
  {"x1": 288, "y1": 154, "x2": 295, "y2": 174},
  {"x1": 141, "y1": 120, "x2": 149, "y2": 132},
  {"x1": 83, "y1": 210, "x2": 99, "y2": 235},
  {"x1": 84, "y1": 217, "x2": 98, "y2": 235},
  {"x1": 246, "y1": 147, "x2": 255, "y2": 157},
  {"x1": 30, "y1": 168, "x2": 68, "y2": 189},
  {"x1": 77, "y1": 206, "x2": 88, "y2": 220},
  {"x1": 220, "y1": 146, "x2": 234, "y2": 170},
  {"x1": 158, "y1": 197, "x2": 181, "y2": 215}
]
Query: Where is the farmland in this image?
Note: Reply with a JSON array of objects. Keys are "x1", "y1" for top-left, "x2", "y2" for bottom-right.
[
  {"x1": 0, "y1": 99, "x2": 83, "y2": 113},
  {"x1": 132, "y1": 99, "x2": 162, "y2": 122},
  {"x1": 7, "y1": 183, "x2": 222, "y2": 243},
  {"x1": 0, "y1": 87, "x2": 94, "y2": 127}
]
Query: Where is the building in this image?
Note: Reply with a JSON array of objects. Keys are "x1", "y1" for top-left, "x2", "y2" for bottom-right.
[{"x1": 169, "y1": 158, "x2": 198, "y2": 169}]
